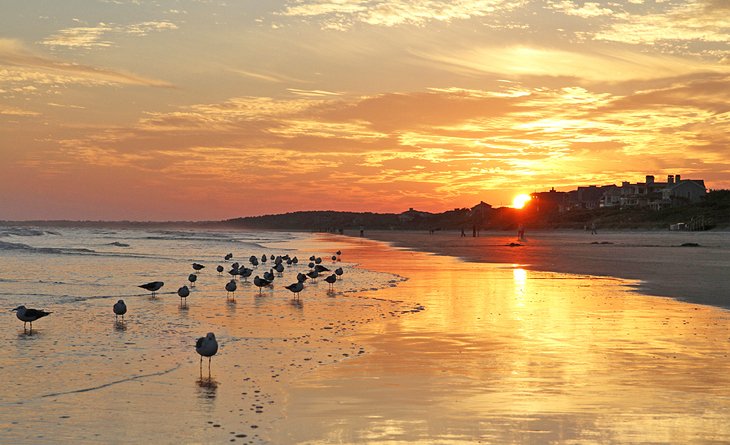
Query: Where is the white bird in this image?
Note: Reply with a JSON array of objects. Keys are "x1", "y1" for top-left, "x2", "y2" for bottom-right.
[
  {"x1": 113, "y1": 300, "x2": 127, "y2": 322},
  {"x1": 139, "y1": 281, "x2": 164, "y2": 297},
  {"x1": 225, "y1": 279, "x2": 237, "y2": 300},
  {"x1": 178, "y1": 285, "x2": 190, "y2": 306},
  {"x1": 195, "y1": 332, "x2": 219, "y2": 379},
  {"x1": 12, "y1": 305, "x2": 51, "y2": 334},
  {"x1": 285, "y1": 282, "x2": 304, "y2": 299}
]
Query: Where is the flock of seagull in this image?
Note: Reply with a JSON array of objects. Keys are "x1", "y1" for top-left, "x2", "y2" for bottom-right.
[{"x1": 12, "y1": 249, "x2": 345, "y2": 379}]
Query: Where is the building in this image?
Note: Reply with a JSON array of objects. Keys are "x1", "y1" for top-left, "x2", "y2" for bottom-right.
[
  {"x1": 539, "y1": 173, "x2": 707, "y2": 212},
  {"x1": 661, "y1": 176, "x2": 707, "y2": 204}
]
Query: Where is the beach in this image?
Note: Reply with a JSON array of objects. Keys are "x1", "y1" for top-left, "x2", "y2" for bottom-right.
[
  {"x1": 360, "y1": 229, "x2": 730, "y2": 309},
  {"x1": 2, "y1": 227, "x2": 730, "y2": 444}
]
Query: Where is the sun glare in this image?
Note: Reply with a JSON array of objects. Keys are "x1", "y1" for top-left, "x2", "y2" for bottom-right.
[{"x1": 512, "y1": 194, "x2": 531, "y2": 209}]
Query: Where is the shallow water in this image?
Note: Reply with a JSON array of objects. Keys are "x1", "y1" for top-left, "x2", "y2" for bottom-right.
[{"x1": 0, "y1": 227, "x2": 411, "y2": 444}]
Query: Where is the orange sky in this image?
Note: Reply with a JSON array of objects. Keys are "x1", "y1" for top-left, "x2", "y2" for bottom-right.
[{"x1": 1, "y1": 1, "x2": 728, "y2": 220}]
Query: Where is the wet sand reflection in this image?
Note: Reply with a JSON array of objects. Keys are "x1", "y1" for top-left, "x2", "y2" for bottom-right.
[{"x1": 274, "y1": 237, "x2": 730, "y2": 444}]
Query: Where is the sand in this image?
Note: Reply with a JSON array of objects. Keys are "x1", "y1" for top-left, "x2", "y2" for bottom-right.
[{"x1": 359, "y1": 229, "x2": 730, "y2": 309}]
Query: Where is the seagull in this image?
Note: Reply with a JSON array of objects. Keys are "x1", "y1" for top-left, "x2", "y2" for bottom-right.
[
  {"x1": 250, "y1": 257, "x2": 259, "y2": 267},
  {"x1": 225, "y1": 279, "x2": 237, "y2": 300},
  {"x1": 139, "y1": 281, "x2": 164, "y2": 297},
  {"x1": 263, "y1": 269, "x2": 275, "y2": 282},
  {"x1": 216, "y1": 265, "x2": 224, "y2": 275},
  {"x1": 196, "y1": 332, "x2": 219, "y2": 379},
  {"x1": 292, "y1": 256, "x2": 298, "y2": 265},
  {"x1": 188, "y1": 273, "x2": 197, "y2": 287},
  {"x1": 314, "y1": 264, "x2": 330, "y2": 273},
  {"x1": 12, "y1": 305, "x2": 51, "y2": 334},
  {"x1": 253, "y1": 276, "x2": 271, "y2": 294},
  {"x1": 178, "y1": 285, "x2": 190, "y2": 306},
  {"x1": 309, "y1": 255, "x2": 316, "y2": 261},
  {"x1": 239, "y1": 267, "x2": 252, "y2": 281},
  {"x1": 315, "y1": 257, "x2": 322, "y2": 264},
  {"x1": 306, "y1": 270, "x2": 319, "y2": 281},
  {"x1": 261, "y1": 254, "x2": 267, "y2": 264},
  {"x1": 192, "y1": 263, "x2": 205, "y2": 271},
  {"x1": 331, "y1": 255, "x2": 337, "y2": 262},
  {"x1": 113, "y1": 300, "x2": 127, "y2": 322},
  {"x1": 285, "y1": 282, "x2": 304, "y2": 299},
  {"x1": 336, "y1": 250, "x2": 342, "y2": 256},
  {"x1": 296, "y1": 272, "x2": 308, "y2": 283},
  {"x1": 228, "y1": 266, "x2": 239, "y2": 279},
  {"x1": 224, "y1": 253, "x2": 233, "y2": 261},
  {"x1": 335, "y1": 267, "x2": 344, "y2": 277},
  {"x1": 274, "y1": 263, "x2": 285, "y2": 275},
  {"x1": 325, "y1": 274, "x2": 337, "y2": 290}
]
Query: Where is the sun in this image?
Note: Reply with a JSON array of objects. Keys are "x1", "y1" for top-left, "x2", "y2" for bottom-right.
[{"x1": 512, "y1": 193, "x2": 531, "y2": 209}]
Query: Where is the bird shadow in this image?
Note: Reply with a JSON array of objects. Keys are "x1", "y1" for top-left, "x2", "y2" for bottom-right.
[
  {"x1": 326, "y1": 289, "x2": 337, "y2": 297},
  {"x1": 290, "y1": 299, "x2": 303, "y2": 309},
  {"x1": 17, "y1": 330, "x2": 41, "y2": 339},
  {"x1": 114, "y1": 321, "x2": 127, "y2": 331},
  {"x1": 196, "y1": 377, "x2": 219, "y2": 400}
]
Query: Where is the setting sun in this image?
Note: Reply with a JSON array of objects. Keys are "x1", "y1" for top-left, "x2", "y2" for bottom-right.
[{"x1": 512, "y1": 194, "x2": 531, "y2": 209}]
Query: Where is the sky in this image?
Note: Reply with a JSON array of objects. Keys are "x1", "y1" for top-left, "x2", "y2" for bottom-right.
[{"x1": 1, "y1": 0, "x2": 728, "y2": 221}]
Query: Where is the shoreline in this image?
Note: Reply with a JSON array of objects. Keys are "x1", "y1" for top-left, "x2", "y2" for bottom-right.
[{"x1": 357, "y1": 228, "x2": 730, "y2": 310}]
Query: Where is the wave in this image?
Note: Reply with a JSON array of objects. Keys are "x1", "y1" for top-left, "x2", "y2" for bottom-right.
[
  {"x1": 0, "y1": 240, "x2": 96, "y2": 255},
  {"x1": 0, "y1": 227, "x2": 60, "y2": 237}
]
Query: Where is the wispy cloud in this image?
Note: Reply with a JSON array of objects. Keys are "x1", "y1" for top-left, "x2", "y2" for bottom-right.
[
  {"x1": 415, "y1": 45, "x2": 730, "y2": 82},
  {"x1": 593, "y1": 0, "x2": 730, "y2": 47},
  {"x1": 0, "y1": 38, "x2": 174, "y2": 89},
  {"x1": 40, "y1": 21, "x2": 178, "y2": 49},
  {"x1": 278, "y1": 0, "x2": 521, "y2": 29}
]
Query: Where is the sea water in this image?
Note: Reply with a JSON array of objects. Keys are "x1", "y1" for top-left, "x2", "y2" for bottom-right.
[{"x1": 0, "y1": 226, "x2": 409, "y2": 444}]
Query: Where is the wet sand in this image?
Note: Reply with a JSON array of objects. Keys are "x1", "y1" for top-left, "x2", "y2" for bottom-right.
[
  {"x1": 360, "y1": 229, "x2": 730, "y2": 309},
  {"x1": 272, "y1": 235, "x2": 730, "y2": 444}
]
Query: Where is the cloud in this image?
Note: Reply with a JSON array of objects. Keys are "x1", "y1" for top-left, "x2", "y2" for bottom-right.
[
  {"x1": 415, "y1": 45, "x2": 730, "y2": 82},
  {"x1": 278, "y1": 0, "x2": 521, "y2": 29},
  {"x1": 0, "y1": 38, "x2": 174, "y2": 88},
  {"x1": 593, "y1": 0, "x2": 730, "y2": 46},
  {"x1": 40, "y1": 21, "x2": 178, "y2": 49},
  {"x1": 549, "y1": 1, "x2": 614, "y2": 18}
]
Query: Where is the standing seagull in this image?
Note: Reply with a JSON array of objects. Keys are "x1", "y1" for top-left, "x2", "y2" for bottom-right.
[
  {"x1": 139, "y1": 281, "x2": 164, "y2": 297},
  {"x1": 225, "y1": 279, "x2": 237, "y2": 300},
  {"x1": 285, "y1": 282, "x2": 304, "y2": 299},
  {"x1": 188, "y1": 273, "x2": 197, "y2": 287},
  {"x1": 178, "y1": 285, "x2": 190, "y2": 307},
  {"x1": 113, "y1": 300, "x2": 127, "y2": 323},
  {"x1": 253, "y1": 276, "x2": 271, "y2": 294},
  {"x1": 335, "y1": 267, "x2": 344, "y2": 277},
  {"x1": 195, "y1": 332, "x2": 218, "y2": 379},
  {"x1": 216, "y1": 265, "x2": 224, "y2": 275},
  {"x1": 192, "y1": 263, "x2": 205, "y2": 271},
  {"x1": 12, "y1": 305, "x2": 51, "y2": 334},
  {"x1": 325, "y1": 274, "x2": 337, "y2": 290}
]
